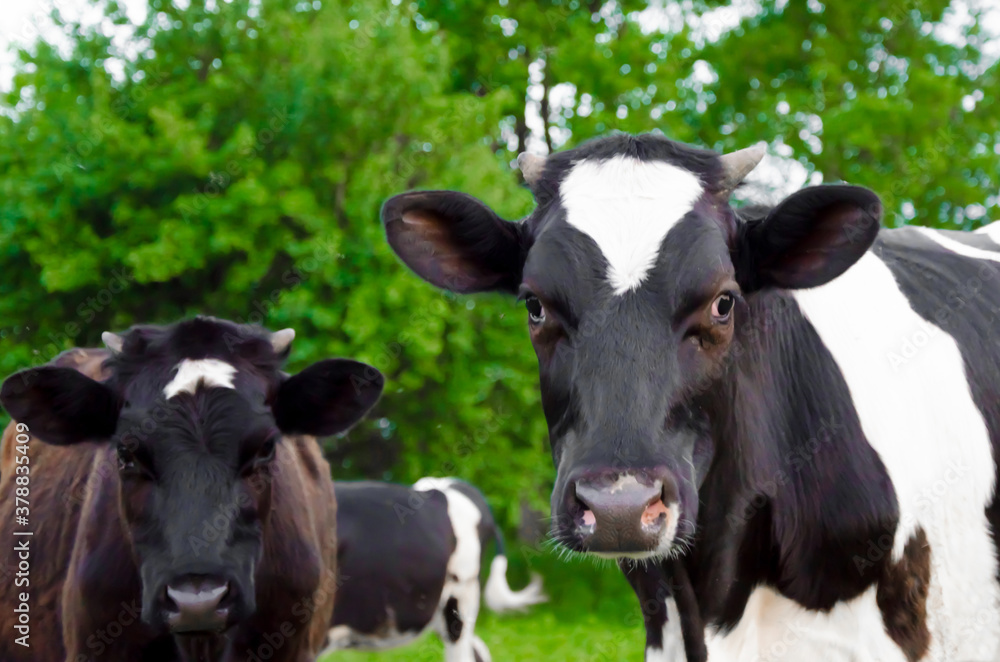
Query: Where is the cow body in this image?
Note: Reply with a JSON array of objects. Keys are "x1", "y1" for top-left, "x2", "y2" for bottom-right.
[
  {"x1": 691, "y1": 225, "x2": 1000, "y2": 660},
  {"x1": 0, "y1": 318, "x2": 384, "y2": 661},
  {"x1": 685, "y1": 223, "x2": 1000, "y2": 661},
  {"x1": 324, "y1": 477, "x2": 546, "y2": 662},
  {"x1": 382, "y1": 133, "x2": 1000, "y2": 660}
]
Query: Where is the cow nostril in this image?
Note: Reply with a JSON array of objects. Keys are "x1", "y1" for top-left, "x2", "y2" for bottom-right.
[
  {"x1": 641, "y1": 498, "x2": 669, "y2": 529},
  {"x1": 571, "y1": 488, "x2": 596, "y2": 532}
]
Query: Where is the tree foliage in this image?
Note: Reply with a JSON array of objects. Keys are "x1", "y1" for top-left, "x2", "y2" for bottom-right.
[{"x1": 1, "y1": 0, "x2": 997, "y2": 531}]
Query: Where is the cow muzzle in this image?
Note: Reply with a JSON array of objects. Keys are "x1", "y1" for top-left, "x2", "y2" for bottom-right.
[
  {"x1": 563, "y1": 468, "x2": 679, "y2": 557},
  {"x1": 162, "y1": 575, "x2": 233, "y2": 633}
]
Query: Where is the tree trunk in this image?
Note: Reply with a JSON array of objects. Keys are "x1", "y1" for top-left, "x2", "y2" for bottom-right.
[{"x1": 540, "y1": 55, "x2": 553, "y2": 153}]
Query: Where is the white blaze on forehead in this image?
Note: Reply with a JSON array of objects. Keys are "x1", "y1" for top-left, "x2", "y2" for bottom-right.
[
  {"x1": 560, "y1": 156, "x2": 705, "y2": 295},
  {"x1": 163, "y1": 358, "x2": 237, "y2": 399}
]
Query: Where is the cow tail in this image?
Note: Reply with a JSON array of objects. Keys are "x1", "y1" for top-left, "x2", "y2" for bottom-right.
[{"x1": 482, "y1": 507, "x2": 548, "y2": 613}]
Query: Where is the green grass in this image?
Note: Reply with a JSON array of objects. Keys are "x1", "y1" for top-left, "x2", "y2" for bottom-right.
[{"x1": 322, "y1": 553, "x2": 646, "y2": 662}]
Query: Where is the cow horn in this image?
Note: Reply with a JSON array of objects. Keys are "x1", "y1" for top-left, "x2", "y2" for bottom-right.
[
  {"x1": 718, "y1": 142, "x2": 766, "y2": 194},
  {"x1": 101, "y1": 332, "x2": 124, "y2": 353},
  {"x1": 271, "y1": 328, "x2": 295, "y2": 353},
  {"x1": 517, "y1": 153, "x2": 546, "y2": 186}
]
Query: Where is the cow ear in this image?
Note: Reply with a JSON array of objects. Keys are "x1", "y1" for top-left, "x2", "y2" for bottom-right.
[
  {"x1": 0, "y1": 367, "x2": 121, "y2": 445},
  {"x1": 273, "y1": 359, "x2": 384, "y2": 437},
  {"x1": 738, "y1": 185, "x2": 882, "y2": 290},
  {"x1": 382, "y1": 190, "x2": 526, "y2": 294}
]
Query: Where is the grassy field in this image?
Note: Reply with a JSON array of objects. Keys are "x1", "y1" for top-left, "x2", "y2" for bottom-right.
[{"x1": 322, "y1": 554, "x2": 647, "y2": 662}]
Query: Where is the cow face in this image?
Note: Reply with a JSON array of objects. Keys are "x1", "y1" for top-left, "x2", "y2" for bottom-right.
[
  {"x1": 0, "y1": 317, "x2": 384, "y2": 634},
  {"x1": 382, "y1": 134, "x2": 881, "y2": 560}
]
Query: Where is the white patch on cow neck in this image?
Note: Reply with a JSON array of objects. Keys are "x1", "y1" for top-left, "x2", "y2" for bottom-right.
[
  {"x1": 706, "y1": 586, "x2": 909, "y2": 662},
  {"x1": 560, "y1": 156, "x2": 704, "y2": 295},
  {"x1": 163, "y1": 359, "x2": 237, "y2": 399},
  {"x1": 786, "y1": 251, "x2": 1000, "y2": 661},
  {"x1": 918, "y1": 226, "x2": 1000, "y2": 262},
  {"x1": 975, "y1": 219, "x2": 1000, "y2": 244},
  {"x1": 645, "y1": 597, "x2": 685, "y2": 662}
]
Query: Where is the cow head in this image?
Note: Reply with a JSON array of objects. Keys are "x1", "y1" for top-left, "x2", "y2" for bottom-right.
[
  {"x1": 0, "y1": 317, "x2": 383, "y2": 635},
  {"x1": 382, "y1": 134, "x2": 881, "y2": 560}
]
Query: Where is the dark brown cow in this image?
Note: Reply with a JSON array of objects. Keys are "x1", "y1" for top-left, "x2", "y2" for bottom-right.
[{"x1": 0, "y1": 317, "x2": 384, "y2": 662}]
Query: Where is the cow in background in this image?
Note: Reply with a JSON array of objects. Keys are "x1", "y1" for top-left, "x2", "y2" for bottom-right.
[
  {"x1": 382, "y1": 132, "x2": 1000, "y2": 661},
  {"x1": 0, "y1": 317, "x2": 383, "y2": 661},
  {"x1": 325, "y1": 477, "x2": 546, "y2": 662}
]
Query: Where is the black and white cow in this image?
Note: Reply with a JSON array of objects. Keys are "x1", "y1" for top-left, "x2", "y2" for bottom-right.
[
  {"x1": 381, "y1": 132, "x2": 1000, "y2": 661},
  {"x1": 323, "y1": 477, "x2": 547, "y2": 661}
]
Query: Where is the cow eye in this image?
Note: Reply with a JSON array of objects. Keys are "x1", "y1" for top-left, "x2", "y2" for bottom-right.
[
  {"x1": 256, "y1": 438, "x2": 277, "y2": 464},
  {"x1": 712, "y1": 293, "x2": 735, "y2": 322},
  {"x1": 525, "y1": 296, "x2": 546, "y2": 324}
]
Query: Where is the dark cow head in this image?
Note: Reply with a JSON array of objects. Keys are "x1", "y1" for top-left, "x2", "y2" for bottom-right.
[
  {"x1": 382, "y1": 134, "x2": 881, "y2": 560},
  {"x1": 0, "y1": 317, "x2": 383, "y2": 634}
]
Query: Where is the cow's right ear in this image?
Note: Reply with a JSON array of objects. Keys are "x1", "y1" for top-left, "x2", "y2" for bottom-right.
[
  {"x1": 272, "y1": 359, "x2": 384, "y2": 437},
  {"x1": 382, "y1": 190, "x2": 526, "y2": 294},
  {"x1": 0, "y1": 367, "x2": 122, "y2": 444},
  {"x1": 736, "y1": 184, "x2": 882, "y2": 291}
]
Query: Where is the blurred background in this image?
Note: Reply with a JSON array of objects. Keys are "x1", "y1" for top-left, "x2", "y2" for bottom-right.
[{"x1": 1, "y1": 0, "x2": 998, "y2": 658}]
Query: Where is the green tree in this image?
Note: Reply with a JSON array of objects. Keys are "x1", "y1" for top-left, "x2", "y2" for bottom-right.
[{"x1": 417, "y1": 0, "x2": 998, "y2": 225}]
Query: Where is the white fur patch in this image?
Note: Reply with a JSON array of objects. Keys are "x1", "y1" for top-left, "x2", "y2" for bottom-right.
[
  {"x1": 416, "y1": 478, "x2": 488, "y2": 662},
  {"x1": 918, "y1": 226, "x2": 1000, "y2": 262},
  {"x1": 608, "y1": 474, "x2": 644, "y2": 494},
  {"x1": 560, "y1": 156, "x2": 704, "y2": 295},
  {"x1": 163, "y1": 359, "x2": 237, "y2": 399},
  {"x1": 706, "y1": 586, "x2": 909, "y2": 662},
  {"x1": 483, "y1": 555, "x2": 546, "y2": 612},
  {"x1": 784, "y1": 251, "x2": 1000, "y2": 661},
  {"x1": 975, "y1": 219, "x2": 1000, "y2": 243},
  {"x1": 322, "y1": 620, "x2": 422, "y2": 652},
  {"x1": 645, "y1": 597, "x2": 685, "y2": 662}
]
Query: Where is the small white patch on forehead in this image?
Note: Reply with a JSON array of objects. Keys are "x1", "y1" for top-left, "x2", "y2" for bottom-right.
[
  {"x1": 560, "y1": 156, "x2": 704, "y2": 295},
  {"x1": 163, "y1": 358, "x2": 237, "y2": 399}
]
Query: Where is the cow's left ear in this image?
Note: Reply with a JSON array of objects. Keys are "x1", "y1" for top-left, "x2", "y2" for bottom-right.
[
  {"x1": 0, "y1": 367, "x2": 122, "y2": 444},
  {"x1": 272, "y1": 359, "x2": 384, "y2": 437},
  {"x1": 736, "y1": 184, "x2": 882, "y2": 291}
]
